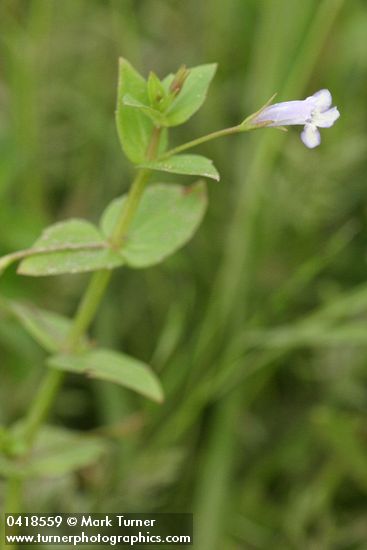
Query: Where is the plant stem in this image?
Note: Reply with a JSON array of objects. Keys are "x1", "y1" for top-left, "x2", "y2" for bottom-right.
[
  {"x1": 19, "y1": 166, "x2": 152, "y2": 448},
  {"x1": 4, "y1": 477, "x2": 21, "y2": 513},
  {"x1": 159, "y1": 125, "x2": 242, "y2": 159},
  {"x1": 21, "y1": 370, "x2": 65, "y2": 447},
  {"x1": 66, "y1": 269, "x2": 112, "y2": 351},
  {"x1": 20, "y1": 125, "x2": 161, "y2": 444},
  {"x1": 16, "y1": 269, "x2": 112, "y2": 451},
  {"x1": 4, "y1": 128, "x2": 161, "y2": 519},
  {"x1": 1, "y1": 477, "x2": 22, "y2": 544},
  {"x1": 109, "y1": 168, "x2": 151, "y2": 248},
  {"x1": 155, "y1": 94, "x2": 277, "y2": 163}
]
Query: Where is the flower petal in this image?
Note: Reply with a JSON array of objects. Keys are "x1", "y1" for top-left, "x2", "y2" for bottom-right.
[
  {"x1": 254, "y1": 100, "x2": 312, "y2": 126},
  {"x1": 301, "y1": 124, "x2": 321, "y2": 149},
  {"x1": 309, "y1": 89, "x2": 332, "y2": 111},
  {"x1": 314, "y1": 106, "x2": 340, "y2": 128}
]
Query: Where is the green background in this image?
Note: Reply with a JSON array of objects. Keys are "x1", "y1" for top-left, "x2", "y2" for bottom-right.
[{"x1": 1, "y1": 1, "x2": 367, "y2": 548}]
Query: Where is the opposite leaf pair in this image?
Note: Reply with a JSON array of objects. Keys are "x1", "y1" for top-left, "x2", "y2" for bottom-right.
[
  {"x1": 0, "y1": 299, "x2": 163, "y2": 403},
  {"x1": 0, "y1": 182, "x2": 207, "y2": 277}
]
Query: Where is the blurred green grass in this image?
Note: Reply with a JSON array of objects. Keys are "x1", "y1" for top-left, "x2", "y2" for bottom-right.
[{"x1": 1, "y1": 0, "x2": 367, "y2": 548}]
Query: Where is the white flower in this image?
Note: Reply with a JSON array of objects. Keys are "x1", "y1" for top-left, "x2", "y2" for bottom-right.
[{"x1": 253, "y1": 89, "x2": 340, "y2": 148}]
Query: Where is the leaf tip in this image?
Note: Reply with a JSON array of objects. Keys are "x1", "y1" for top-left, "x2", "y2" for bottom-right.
[
  {"x1": 210, "y1": 169, "x2": 220, "y2": 182},
  {"x1": 153, "y1": 391, "x2": 165, "y2": 404},
  {"x1": 204, "y1": 61, "x2": 218, "y2": 72},
  {"x1": 118, "y1": 56, "x2": 128, "y2": 68},
  {"x1": 16, "y1": 263, "x2": 27, "y2": 276}
]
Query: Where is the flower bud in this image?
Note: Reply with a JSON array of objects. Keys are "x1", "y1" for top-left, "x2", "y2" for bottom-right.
[
  {"x1": 147, "y1": 71, "x2": 167, "y2": 110},
  {"x1": 169, "y1": 65, "x2": 190, "y2": 97}
]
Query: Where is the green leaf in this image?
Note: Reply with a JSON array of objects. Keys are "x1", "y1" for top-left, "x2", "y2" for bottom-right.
[
  {"x1": 116, "y1": 58, "x2": 167, "y2": 162},
  {"x1": 27, "y1": 427, "x2": 107, "y2": 477},
  {"x1": 100, "y1": 181, "x2": 207, "y2": 268},
  {"x1": 116, "y1": 58, "x2": 153, "y2": 163},
  {"x1": 18, "y1": 219, "x2": 124, "y2": 277},
  {"x1": 163, "y1": 64, "x2": 217, "y2": 126},
  {"x1": 48, "y1": 348, "x2": 164, "y2": 403},
  {"x1": 7, "y1": 301, "x2": 81, "y2": 353},
  {"x1": 140, "y1": 154, "x2": 220, "y2": 181},
  {"x1": 0, "y1": 427, "x2": 107, "y2": 479},
  {"x1": 122, "y1": 93, "x2": 167, "y2": 126},
  {"x1": 147, "y1": 71, "x2": 167, "y2": 109}
]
